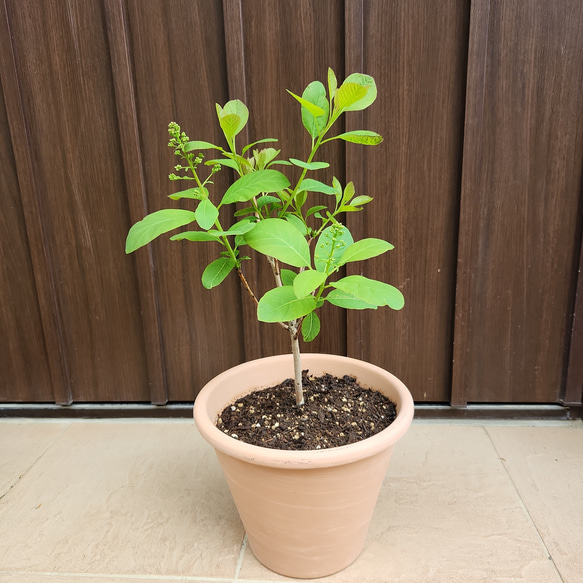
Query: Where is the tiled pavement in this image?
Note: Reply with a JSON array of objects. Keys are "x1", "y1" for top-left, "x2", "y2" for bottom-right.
[{"x1": 0, "y1": 418, "x2": 581, "y2": 582}]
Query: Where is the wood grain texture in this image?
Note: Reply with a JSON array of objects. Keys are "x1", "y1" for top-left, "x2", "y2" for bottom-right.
[
  {"x1": 126, "y1": 0, "x2": 245, "y2": 401},
  {"x1": 221, "y1": 0, "x2": 263, "y2": 364},
  {"x1": 222, "y1": 0, "x2": 247, "y2": 103},
  {"x1": 561, "y1": 242, "x2": 583, "y2": 405},
  {"x1": 564, "y1": 224, "x2": 583, "y2": 405},
  {"x1": 6, "y1": 0, "x2": 149, "y2": 401},
  {"x1": 344, "y1": 0, "x2": 366, "y2": 362},
  {"x1": 1, "y1": 0, "x2": 581, "y2": 407},
  {"x1": 239, "y1": 0, "x2": 346, "y2": 362},
  {"x1": 0, "y1": 0, "x2": 71, "y2": 403},
  {"x1": 104, "y1": 0, "x2": 167, "y2": 404},
  {"x1": 450, "y1": 0, "x2": 491, "y2": 407},
  {"x1": 453, "y1": 0, "x2": 583, "y2": 403},
  {"x1": 0, "y1": 74, "x2": 53, "y2": 402},
  {"x1": 348, "y1": 0, "x2": 470, "y2": 402}
]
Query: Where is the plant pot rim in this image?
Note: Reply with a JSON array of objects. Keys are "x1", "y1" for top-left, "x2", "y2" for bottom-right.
[{"x1": 194, "y1": 353, "x2": 414, "y2": 469}]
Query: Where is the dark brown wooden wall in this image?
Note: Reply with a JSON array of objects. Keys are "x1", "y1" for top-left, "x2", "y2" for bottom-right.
[{"x1": 1, "y1": 0, "x2": 582, "y2": 407}]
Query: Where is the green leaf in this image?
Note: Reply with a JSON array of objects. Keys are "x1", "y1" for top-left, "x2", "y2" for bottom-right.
[
  {"x1": 293, "y1": 269, "x2": 327, "y2": 298},
  {"x1": 342, "y1": 182, "x2": 355, "y2": 205},
  {"x1": 278, "y1": 189, "x2": 291, "y2": 204},
  {"x1": 216, "y1": 100, "x2": 249, "y2": 142},
  {"x1": 170, "y1": 231, "x2": 219, "y2": 242},
  {"x1": 332, "y1": 177, "x2": 343, "y2": 203},
  {"x1": 243, "y1": 218, "x2": 310, "y2": 267},
  {"x1": 330, "y1": 275, "x2": 404, "y2": 310},
  {"x1": 280, "y1": 268, "x2": 297, "y2": 286},
  {"x1": 289, "y1": 158, "x2": 330, "y2": 171},
  {"x1": 126, "y1": 209, "x2": 196, "y2": 253},
  {"x1": 314, "y1": 224, "x2": 354, "y2": 274},
  {"x1": 325, "y1": 289, "x2": 378, "y2": 310},
  {"x1": 256, "y1": 195, "x2": 280, "y2": 209},
  {"x1": 219, "y1": 151, "x2": 254, "y2": 172},
  {"x1": 208, "y1": 220, "x2": 257, "y2": 237},
  {"x1": 328, "y1": 67, "x2": 338, "y2": 99},
  {"x1": 300, "y1": 81, "x2": 329, "y2": 138},
  {"x1": 195, "y1": 199, "x2": 219, "y2": 230},
  {"x1": 299, "y1": 179, "x2": 338, "y2": 195},
  {"x1": 205, "y1": 157, "x2": 240, "y2": 171},
  {"x1": 328, "y1": 130, "x2": 383, "y2": 145},
  {"x1": 306, "y1": 205, "x2": 328, "y2": 217},
  {"x1": 231, "y1": 220, "x2": 257, "y2": 235},
  {"x1": 335, "y1": 83, "x2": 367, "y2": 112},
  {"x1": 336, "y1": 74, "x2": 377, "y2": 112},
  {"x1": 176, "y1": 225, "x2": 253, "y2": 242},
  {"x1": 242, "y1": 138, "x2": 278, "y2": 155},
  {"x1": 253, "y1": 148, "x2": 281, "y2": 170},
  {"x1": 168, "y1": 187, "x2": 208, "y2": 201},
  {"x1": 220, "y1": 114, "x2": 244, "y2": 141},
  {"x1": 257, "y1": 286, "x2": 317, "y2": 322},
  {"x1": 233, "y1": 206, "x2": 255, "y2": 217},
  {"x1": 350, "y1": 195, "x2": 373, "y2": 206},
  {"x1": 302, "y1": 311, "x2": 321, "y2": 342},
  {"x1": 285, "y1": 213, "x2": 308, "y2": 236},
  {"x1": 295, "y1": 190, "x2": 308, "y2": 209},
  {"x1": 338, "y1": 238, "x2": 394, "y2": 266},
  {"x1": 221, "y1": 169, "x2": 290, "y2": 205},
  {"x1": 184, "y1": 140, "x2": 222, "y2": 152},
  {"x1": 201, "y1": 257, "x2": 236, "y2": 289},
  {"x1": 286, "y1": 90, "x2": 326, "y2": 118}
]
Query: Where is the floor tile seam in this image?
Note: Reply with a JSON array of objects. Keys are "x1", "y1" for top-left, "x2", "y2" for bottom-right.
[
  {"x1": 483, "y1": 426, "x2": 567, "y2": 583},
  {"x1": 0, "y1": 422, "x2": 73, "y2": 503},
  {"x1": 0, "y1": 572, "x2": 286, "y2": 583},
  {"x1": 231, "y1": 535, "x2": 294, "y2": 583},
  {"x1": 0, "y1": 570, "x2": 235, "y2": 581},
  {"x1": 233, "y1": 534, "x2": 248, "y2": 580}
]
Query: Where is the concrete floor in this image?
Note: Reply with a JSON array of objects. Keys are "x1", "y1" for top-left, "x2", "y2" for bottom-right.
[{"x1": 0, "y1": 418, "x2": 581, "y2": 583}]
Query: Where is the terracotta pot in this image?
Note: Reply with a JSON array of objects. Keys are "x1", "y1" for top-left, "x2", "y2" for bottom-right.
[{"x1": 193, "y1": 353, "x2": 414, "y2": 579}]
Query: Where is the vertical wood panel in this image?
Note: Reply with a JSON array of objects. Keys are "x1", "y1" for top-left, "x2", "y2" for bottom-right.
[
  {"x1": 453, "y1": 0, "x2": 583, "y2": 403},
  {"x1": 222, "y1": 0, "x2": 261, "y2": 363},
  {"x1": 563, "y1": 220, "x2": 583, "y2": 406},
  {"x1": 222, "y1": 0, "x2": 247, "y2": 103},
  {"x1": 6, "y1": 0, "x2": 149, "y2": 401},
  {"x1": 348, "y1": 0, "x2": 469, "y2": 402},
  {"x1": 1, "y1": 0, "x2": 581, "y2": 408},
  {"x1": 126, "y1": 0, "x2": 245, "y2": 401},
  {"x1": 0, "y1": 0, "x2": 70, "y2": 403},
  {"x1": 450, "y1": 0, "x2": 491, "y2": 406},
  {"x1": 0, "y1": 74, "x2": 53, "y2": 402},
  {"x1": 104, "y1": 0, "x2": 167, "y2": 404},
  {"x1": 239, "y1": 0, "x2": 346, "y2": 363},
  {"x1": 344, "y1": 0, "x2": 367, "y2": 361}
]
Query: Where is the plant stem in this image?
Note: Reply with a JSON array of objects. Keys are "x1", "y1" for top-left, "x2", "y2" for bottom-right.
[
  {"x1": 290, "y1": 325, "x2": 304, "y2": 406},
  {"x1": 265, "y1": 254, "x2": 303, "y2": 403},
  {"x1": 267, "y1": 256, "x2": 282, "y2": 286},
  {"x1": 237, "y1": 266, "x2": 288, "y2": 332},
  {"x1": 236, "y1": 268, "x2": 258, "y2": 305}
]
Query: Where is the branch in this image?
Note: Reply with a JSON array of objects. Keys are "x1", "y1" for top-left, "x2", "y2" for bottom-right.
[
  {"x1": 236, "y1": 267, "x2": 258, "y2": 306},
  {"x1": 237, "y1": 266, "x2": 290, "y2": 332},
  {"x1": 267, "y1": 256, "x2": 282, "y2": 287}
]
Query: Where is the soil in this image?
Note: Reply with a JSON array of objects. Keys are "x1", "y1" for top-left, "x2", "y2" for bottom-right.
[{"x1": 216, "y1": 370, "x2": 397, "y2": 451}]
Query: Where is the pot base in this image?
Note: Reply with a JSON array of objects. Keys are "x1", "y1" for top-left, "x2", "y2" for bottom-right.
[
  {"x1": 217, "y1": 446, "x2": 394, "y2": 578},
  {"x1": 194, "y1": 354, "x2": 414, "y2": 579}
]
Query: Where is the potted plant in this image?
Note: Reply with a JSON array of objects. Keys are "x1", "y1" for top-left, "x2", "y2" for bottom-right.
[{"x1": 126, "y1": 68, "x2": 414, "y2": 579}]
